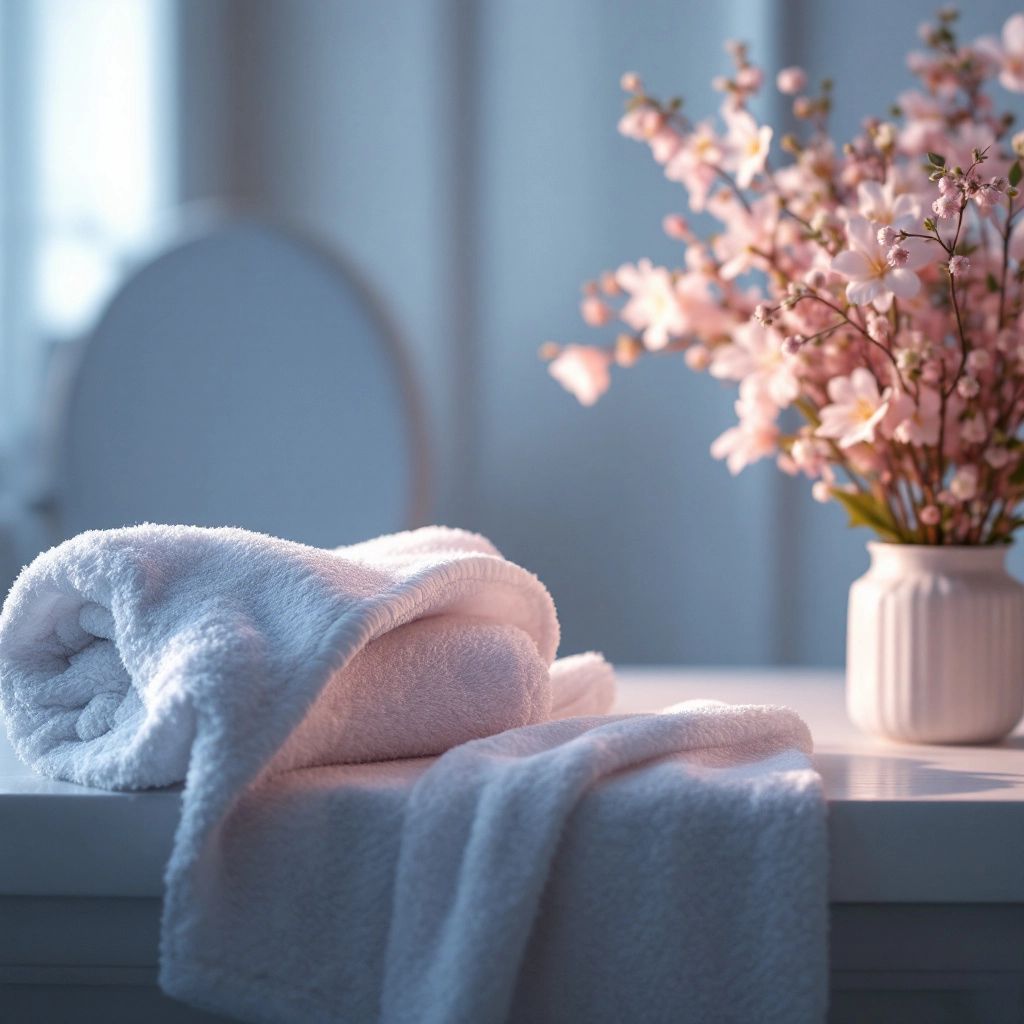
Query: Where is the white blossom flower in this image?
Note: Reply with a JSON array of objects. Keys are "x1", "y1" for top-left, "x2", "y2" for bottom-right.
[
  {"x1": 709, "y1": 321, "x2": 800, "y2": 407},
  {"x1": 615, "y1": 259, "x2": 686, "y2": 350},
  {"x1": 816, "y1": 368, "x2": 892, "y2": 448},
  {"x1": 831, "y1": 216, "x2": 931, "y2": 311}
]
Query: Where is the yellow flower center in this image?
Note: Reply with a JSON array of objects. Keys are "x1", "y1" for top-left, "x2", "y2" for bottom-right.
[{"x1": 854, "y1": 397, "x2": 877, "y2": 422}]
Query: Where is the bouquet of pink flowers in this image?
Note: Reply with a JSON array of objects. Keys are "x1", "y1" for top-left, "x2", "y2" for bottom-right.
[{"x1": 543, "y1": 8, "x2": 1024, "y2": 545}]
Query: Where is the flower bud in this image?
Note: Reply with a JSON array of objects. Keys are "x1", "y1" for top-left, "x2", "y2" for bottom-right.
[
  {"x1": 662, "y1": 213, "x2": 690, "y2": 240},
  {"x1": 956, "y1": 375, "x2": 981, "y2": 399},
  {"x1": 887, "y1": 244, "x2": 910, "y2": 268},
  {"x1": 736, "y1": 66, "x2": 763, "y2": 91},
  {"x1": 948, "y1": 254, "x2": 970, "y2": 277},
  {"x1": 776, "y1": 66, "x2": 807, "y2": 95},
  {"x1": 793, "y1": 97, "x2": 814, "y2": 119},
  {"x1": 684, "y1": 344, "x2": 712, "y2": 371},
  {"x1": 581, "y1": 295, "x2": 614, "y2": 327},
  {"x1": 620, "y1": 72, "x2": 643, "y2": 94},
  {"x1": 615, "y1": 334, "x2": 643, "y2": 367}
]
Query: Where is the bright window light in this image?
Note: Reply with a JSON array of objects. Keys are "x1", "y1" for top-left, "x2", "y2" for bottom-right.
[{"x1": 30, "y1": 0, "x2": 174, "y2": 335}]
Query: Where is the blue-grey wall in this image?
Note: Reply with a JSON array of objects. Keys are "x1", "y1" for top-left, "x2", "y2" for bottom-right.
[{"x1": 187, "y1": 0, "x2": 1023, "y2": 666}]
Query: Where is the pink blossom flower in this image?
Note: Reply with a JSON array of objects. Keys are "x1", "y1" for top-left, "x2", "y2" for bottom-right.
[
  {"x1": 776, "y1": 66, "x2": 807, "y2": 95},
  {"x1": 791, "y1": 436, "x2": 829, "y2": 477},
  {"x1": 649, "y1": 126, "x2": 683, "y2": 164},
  {"x1": 710, "y1": 381, "x2": 780, "y2": 474},
  {"x1": 897, "y1": 89, "x2": 945, "y2": 154},
  {"x1": 977, "y1": 14, "x2": 1024, "y2": 92},
  {"x1": 888, "y1": 387, "x2": 941, "y2": 446},
  {"x1": 957, "y1": 375, "x2": 981, "y2": 400},
  {"x1": 615, "y1": 259, "x2": 686, "y2": 350},
  {"x1": 664, "y1": 122, "x2": 723, "y2": 211},
  {"x1": 724, "y1": 109, "x2": 772, "y2": 188},
  {"x1": 932, "y1": 193, "x2": 959, "y2": 219},
  {"x1": 550, "y1": 35, "x2": 1024, "y2": 545},
  {"x1": 816, "y1": 368, "x2": 892, "y2": 448},
  {"x1": 617, "y1": 105, "x2": 662, "y2": 141},
  {"x1": 950, "y1": 465, "x2": 979, "y2": 502},
  {"x1": 709, "y1": 321, "x2": 800, "y2": 406},
  {"x1": 857, "y1": 178, "x2": 922, "y2": 229},
  {"x1": 547, "y1": 345, "x2": 611, "y2": 406},
  {"x1": 710, "y1": 194, "x2": 778, "y2": 279},
  {"x1": 831, "y1": 216, "x2": 931, "y2": 311}
]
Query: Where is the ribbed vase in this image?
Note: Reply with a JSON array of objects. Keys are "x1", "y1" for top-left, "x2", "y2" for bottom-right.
[{"x1": 847, "y1": 542, "x2": 1024, "y2": 744}]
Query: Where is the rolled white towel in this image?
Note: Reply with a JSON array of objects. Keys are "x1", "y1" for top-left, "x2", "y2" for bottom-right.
[{"x1": 0, "y1": 524, "x2": 614, "y2": 791}]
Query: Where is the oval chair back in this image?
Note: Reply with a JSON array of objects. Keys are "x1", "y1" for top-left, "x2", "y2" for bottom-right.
[{"x1": 54, "y1": 219, "x2": 427, "y2": 548}]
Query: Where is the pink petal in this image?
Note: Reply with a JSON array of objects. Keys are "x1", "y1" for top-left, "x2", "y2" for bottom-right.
[
  {"x1": 826, "y1": 376, "x2": 855, "y2": 404},
  {"x1": 816, "y1": 410, "x2": 849, "y2": 439},
  {"x1": 831, "y1": 250, "x2": 871, "y2": 278},
  {"x1": 857, "y1": 180, "x2": 884, "y2": 213},
  {"x1": 709, "y1": 346, "x2": 753, "y2": 380},
  {"x1": 846, "y1": 215, "x2": 878, "y2": 254},
  {"x1": 849, "y1": 367, "x2": 878, "y2": 400},
  {"x1": 891, "y1": 193, "x2": 922, "y2": 223},
  {"x1": 846, "y1": 278, "x2": 882, "y2": 305},
  {"x1": 885, "y1": 268, "x2": 921, "y2": 299},
  {"x1": 1004, "y1": 13, "x2": 1024, "y2": 53}
]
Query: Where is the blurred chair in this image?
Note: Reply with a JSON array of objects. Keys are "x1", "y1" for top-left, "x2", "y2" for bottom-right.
[{"x1": 46, "y1": 219, "x2": 427, "y2": 548}]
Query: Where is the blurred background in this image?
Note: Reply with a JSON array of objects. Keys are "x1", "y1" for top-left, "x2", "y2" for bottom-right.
[{"x1": 0, "y1": 0, "x2": 1020, "y2": 666}]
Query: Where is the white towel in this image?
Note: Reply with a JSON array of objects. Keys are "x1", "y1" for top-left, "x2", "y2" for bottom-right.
[
  {"x1": 0, "y1": 524, "x2": 826, "y2": 1024},
  {"x1": 0, "y1": 523, "x2": 609, "y2": 790},
  {"x1": 384, "y1": 702, "x2": 827, "y2": 1024},
  {"x1": 153, "y1": 701, "x2": 825, "y2": 1024}
]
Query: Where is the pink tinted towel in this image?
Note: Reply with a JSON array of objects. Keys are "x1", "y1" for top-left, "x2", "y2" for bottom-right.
[{"x1": 0, "y1": 524, "x2": 612, "y2": 791}]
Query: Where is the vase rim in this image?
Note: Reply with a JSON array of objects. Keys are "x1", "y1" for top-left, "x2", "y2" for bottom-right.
[
  {"x1": 866, "y1": 540, "x2": 1011, "y2": 572},
  {"x1": 866, "y1": 541, "x2": 1013, "y2": 550}
]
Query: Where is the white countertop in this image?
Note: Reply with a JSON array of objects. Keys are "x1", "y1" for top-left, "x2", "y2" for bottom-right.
[{"x1": 3, "y1": 667, "x2": 1023, "y2": 903}]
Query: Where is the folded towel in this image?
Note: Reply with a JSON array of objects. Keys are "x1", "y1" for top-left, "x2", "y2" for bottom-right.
[
  {"x1": 0, "y1": 523, "x2": 611, "y2": 791},
  {"x1": 384, "y1": 702, "x2": 827, "y2": 1024},
  {"x1": 153, "y1": 700, "x2": 825, "y2": 1024}
]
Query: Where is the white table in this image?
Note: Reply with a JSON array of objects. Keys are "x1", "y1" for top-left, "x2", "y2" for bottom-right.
[{"x1": 3, "y1": 668, "x2": 1024, "y2": 1022}]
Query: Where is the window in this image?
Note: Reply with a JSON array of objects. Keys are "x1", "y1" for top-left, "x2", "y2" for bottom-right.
[{"x1": 0, "y1": 0, "x2": 175, "y2": 449}]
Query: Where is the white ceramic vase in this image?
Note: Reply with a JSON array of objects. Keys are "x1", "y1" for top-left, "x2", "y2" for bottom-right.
[{"x1": 847, "y1": 542, "x2": 1024, "y2": 744}]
